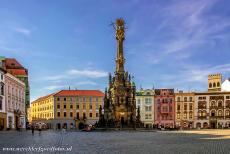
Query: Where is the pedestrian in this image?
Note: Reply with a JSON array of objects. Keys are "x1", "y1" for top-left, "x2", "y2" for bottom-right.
[
  {"x1": 31, "y1": 124, "x2": 34, "y2": 135},
  {"x1": 38, "y1": 123, "x2": 42, "y2": 135}
]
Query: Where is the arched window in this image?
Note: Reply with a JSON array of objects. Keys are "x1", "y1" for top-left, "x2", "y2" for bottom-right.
[
  {"x1": 211, "y1": 101, "x2": 215, "y2": 107},
  {"x1": 213, "y1": 83, "x2": 216, "y2": 87},
  {"x1": 209, "y1": 83, "x2": 212, "y2": 88},
  {"x1": 184, "y1": 97, "x2": 187, "y2": 102},
  {"x1": 217, "y1": 82, "x2": 220, "y2": 87},
  {"x1": 226, "y1": 110, "x2": 230, "y2": 116},
  {"x1": 218, "y1": 101, "x2": 223, "y2": 107},
  {"x1": 211, "y1": 110, "x2": 215, "y2": 117},
  {"x1": 218, "y1": 110, "x2": 223, "y2": 116},
  {"x1": 177, "y1": 97, "x2": 180, "y2": 102}
]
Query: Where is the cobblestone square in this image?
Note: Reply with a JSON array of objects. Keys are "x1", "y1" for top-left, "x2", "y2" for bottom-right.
[{"x1": 1, "y1": 130, "x2": 230, "y2": 154}]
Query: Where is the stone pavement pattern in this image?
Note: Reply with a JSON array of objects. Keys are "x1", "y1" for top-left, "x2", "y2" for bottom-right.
[{"x1": 0, "y1": 130, "x2": 230, "y2": 154}]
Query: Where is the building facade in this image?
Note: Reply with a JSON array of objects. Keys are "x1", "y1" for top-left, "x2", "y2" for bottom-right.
[
  {"x1": 0, "y1": 67, "x2": 6, "y2": 130},
  {"x1": 5, "y1": 72, "x2": 26, "y2": 129},
  {"x1": 30, "y1": 93, "x2": 55, "y2": 128},
  {"x1": 30, "y1": 90, "x2": 104, "y2": 130},
  {"x1": 208, "y1": 74, "x2": 222, "y2": 92},
  {"x1": 175, "y1": 91, "x2": 195, "y2": 129},
  {"x1": 154, "y1": 89, "x2": 175, "y2": 128},
  {"x1": 136, "y1": 89, "x2": 154, "y2": 128},
  {"x1": 194, "y1": 92, "x2": 230, "y2": 129},
  {"x1": 3, "y1": 58, "x2": 30, "y2": 122}
]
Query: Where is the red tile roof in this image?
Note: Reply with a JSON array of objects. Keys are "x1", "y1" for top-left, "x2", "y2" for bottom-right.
[
  {"x1": 4, "y1": 58, "x2": 24, "y2": 69},
  {"x1": 54, "y1": 90, "x2": 104, "y2": 97},
  {"x1": 32, "y1": 93, "x2": 55, "y2": 103},
  {"x1": 7, "y1": 69, "x2": 28, "y2": 76}
]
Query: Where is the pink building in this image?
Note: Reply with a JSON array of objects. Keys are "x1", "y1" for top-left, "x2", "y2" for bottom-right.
[
  {"x1": 154, "y1": 89, "x2": 175, "y2": 128},
  {"x1": 5, "y1": 72, "x2": 25, "y2": 129}
]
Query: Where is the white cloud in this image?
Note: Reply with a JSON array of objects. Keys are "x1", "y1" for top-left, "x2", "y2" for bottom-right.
[
  {"x1": 68, "y1": 69, "x2": 107, "y2": 78},
  {"x1": 43, "y1": 69, "x2": 108, "y2": 81},
  {"x1": 14, "y1": 27, "x2": 31, "y2": 36}
]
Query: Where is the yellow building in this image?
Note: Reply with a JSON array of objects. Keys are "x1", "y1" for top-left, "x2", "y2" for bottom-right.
[
  {"x1": 175, "y1": 91, "x2": 195, "y2": 129},
  {"x1": 30, "y1": 93, "x2": 55, "y2": 128},
  {"x1": 208, "y1": 74, "x2": 222, "y2": 92},
  {"x1": 29, "y1": 90, "x2": 104, "y2": 129}
]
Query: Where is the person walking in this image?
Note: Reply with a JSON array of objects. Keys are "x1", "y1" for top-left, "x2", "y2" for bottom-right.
[
  {"x1": 38, "y1": 123, "x2": 42, "y2": 135},
  {"x1": 31, "y1": 124, "x2": 35, "y2": 135}
]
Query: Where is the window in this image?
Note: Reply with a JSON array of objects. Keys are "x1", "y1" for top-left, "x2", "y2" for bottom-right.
[
  {"x1": 96, "y1": 113, "x2": 99, "y2": 117},
  {"x1": 96, "y1": 103, "x2": 99, "y2": 109},
  {"x1": 189, "y1": 112, "x2": 193, "y2": 119},
  {"x1": 145, "y1": 114, "x2": 152, "y2": 119},
  {"x1": 183, "y1": 113, "x2": 187, "y2": 119},
  {"x1": 0, "y1": 84, "x2": 4, "y2": 95},
  {"x1": 213, "y1": 83, "x2": 216, "y2": 87},
  {"x1": 138, "y1": 99, "x2": 141, "y2": 104},
  {"x1": 57, "y1": 112, "x2": 60, "y2": 117},
  {"x1": 83, "y1": 104, "x2": 86, "y2": 109},
  {"x1": 57, "y1": 97, "x2": 60, "y2": 101},
  {"x1": 70, "y1": 112, "x2": 73, "y2": 117},
  {"x1": 89, "y1": 97, "x2": 92, "y2": 102},
  {"x1": 64, "y1": 98, "x2": 66, "y2": 101},
  {"x1": 90, "y1": 104, "x2": 92, "y2": 109},
  {"x1": 177, "y1": 97, "x2": 180, "y2": 102},
  {"x1": 189, "y1": 104, "x2": 193, "y2": 110},
  {"x1": 184, "y1": 97, "x2": 187, "y2": 102},
  {"x1": 217, "y1": 82, "x2": 220, "y2": 87},
  {"x1": 76, "y1": 103, "x2": 79, "y2": 109},
  {"x1": 83, "y1": 113, "x2": 86, "y2": 119},
  {"x1": 90, "y1": 113, "x2": 92, "y2": 117},
  {"x1": 57, "y1": 104, "x2": 60, "y2": 109},
  {"x1": 169, "y1": 106, "x2": 172, "y2": 112},
  {"x1": 145, "y1": 98, "x2": 152, "y2": 105},
  {"x1": 226, "y1": 111, "x2": 230, "y2": 116},
  {"x1": 145, "y1": 106, "x2": 151, "y2": 111},
  {"x1": 64, "y1": 112, "x2": 66, "y2": 117},
  {"x1": 64, "y1": 104, "x2": 66, "y2": 109},
  {"x1": 169, "y1": 98, "x2": 172, "y2": 103},
  {"x1": 177, "y1": 113, "x2": 180, "y2": 119},
  {"x1": 76, "y1": 112, "x2": 79, "y2": 119},
  {"x1": 189, "y1": 97, "x2": 192, "y2": 102},
  {"x1": 70, "y1": 104, "x2": 73, "y2": 109},
  {"x1": 184, "y1": 104, "x2": 187, "y2": 110},
  {"x1": 177, "y1": 104, "x2": 180, "y2": 110},
  {"x1": 226, "y1": 96, "x2": 230, "y2": 99},
  {"x1": 209, "y1": 83, "x2": 212, "y2": 88}
]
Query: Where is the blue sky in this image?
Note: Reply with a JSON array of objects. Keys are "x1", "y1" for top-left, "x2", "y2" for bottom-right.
[{"x1": 0, "y1": 0, "x2": 230, "y2": 101}]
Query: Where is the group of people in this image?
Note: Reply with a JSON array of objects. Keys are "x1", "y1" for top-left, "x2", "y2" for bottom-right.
[{"x1": 30, "y1": 123, "x2": 43, "y2": 135}]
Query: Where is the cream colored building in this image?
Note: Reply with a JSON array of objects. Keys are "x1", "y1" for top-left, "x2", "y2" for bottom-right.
[
  {"x1": 30, "y1": 90, "x2": 104, "y2": 129},
  {"x1": 5, "y1": 72, "x2": 25, "y2": 129},
  {"x1": 175, "y1": 91, "x2": 195, "y2": 129},
  {"x1": 136, "y1": 89, "x2": 154, "y2": 128}
]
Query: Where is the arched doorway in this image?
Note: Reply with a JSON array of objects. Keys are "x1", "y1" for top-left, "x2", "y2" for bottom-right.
[
  {"x1": 57, "y1": 123, "x2": 61, "y2": 129},
  {"x1": 78, "y1": 122, "x2": 84, "y2": 130},
  {"x1": 203, "y1": 122, "x2": 208, "y2": 129},
  {"x1": 63, "y1": 123, "x2": 67, "y2": 129},
  {"x1": 196, "y1": 122, "x2": 201, "y2": 128}
]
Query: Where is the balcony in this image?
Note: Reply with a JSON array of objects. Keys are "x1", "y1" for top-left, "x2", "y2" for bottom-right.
[{"x1": 198, "y1": 116, "x2": 207, "y2": 120}]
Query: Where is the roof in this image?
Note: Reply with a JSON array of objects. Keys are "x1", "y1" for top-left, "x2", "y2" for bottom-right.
[
  {"x1": 54, "y1": 90, "x2": 104, "y2": 97},
  {"x1": 4, "y1": 58, "x2": 24, "y2": 69},
  {"x1": 32, "y1": 93, "x2": 55, "y2": 104},
  {"x1": 7, "y1": 69, "x2": 28, "y2": 76}
]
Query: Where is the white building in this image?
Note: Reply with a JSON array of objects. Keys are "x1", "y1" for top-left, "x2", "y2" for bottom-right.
[
  {"x1": 222, "y1": 79, "x2": 230, "y2": 92},
  {"x1": 0, "y1": 67, "x2": 6, "y2": 130},
  {"x1": 136, "y1": 89, "x2": 154, "y2": 128},
  {"x1": 5, "y1": 72, "x2": 26, "y2": 129}
]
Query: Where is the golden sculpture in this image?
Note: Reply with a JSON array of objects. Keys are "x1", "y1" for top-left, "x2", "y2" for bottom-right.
[{"x1": 99, "y1": 18, "x2": 139, "y2": 129}]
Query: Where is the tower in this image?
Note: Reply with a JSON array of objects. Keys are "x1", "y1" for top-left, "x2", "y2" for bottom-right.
[
  {"x1": 208, "y1": 74, "x2": 222, "y2": 92},
  {"x1": 101, "y1": 18, "x2": 137, "y2": 128}
]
